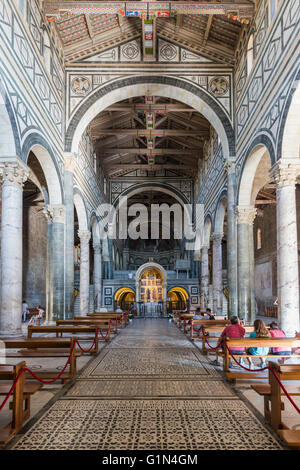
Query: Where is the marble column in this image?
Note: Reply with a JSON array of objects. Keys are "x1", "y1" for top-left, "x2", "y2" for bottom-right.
[
  {"x1": 225, "y1": 161, "x2": 238, "y2": 317},
  {"x1": 200, "y1": 245, "x2": 209, "y2": 309},
  {"x1": 270, "y1": 159, "x2": 300, "y2": 336},
  {"x1": 0, "y1": 158, "x2": 29, "y2": 336},
  {"x1": 48, "y1": 205, "x2": 65, "y2": 320},
  {"x1": 78, "y1": 230, "x2": 91, "y2": 316},
  {"x1": 93, "y1": 243, "x2": 102, "y2": 311},
  {"x1": 212, "y1": 232, "x2": 223, "y2": 315},
  {"x1": 64, "y1": 153, "x2": 75, "y2": 319},
  {"x1": 43, "y1": 208, "x2": 53, "y2": 323},
  {"x1": 236, "y1": 206, "x2": 257, "y2": 323}
]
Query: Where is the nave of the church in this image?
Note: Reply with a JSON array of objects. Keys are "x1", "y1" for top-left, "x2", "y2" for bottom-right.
[{"x1": 3, "y1": 319, "x2": 287, "y2": 450}]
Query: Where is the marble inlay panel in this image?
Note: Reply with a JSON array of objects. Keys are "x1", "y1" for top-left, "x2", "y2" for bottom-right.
[
  {"x1": 80, "y1": 348, "x2": 219, "y2": 378},
  {"x1": 11, "y1": 399, "x2": 283, "y2": 450},
  {"x1": 67, "y1": 379, "x2": 235, "y2": 398}
]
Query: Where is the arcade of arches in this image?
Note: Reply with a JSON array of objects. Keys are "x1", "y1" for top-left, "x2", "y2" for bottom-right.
[{"x1": 0, "y1": 0, "x2": 300, "y2": 451}]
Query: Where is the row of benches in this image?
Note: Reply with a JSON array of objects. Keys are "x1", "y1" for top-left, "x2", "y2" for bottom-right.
[
  {"x1": 0, "y1": 311, "x2": 129, "y2": 445},
  {"x1": 173, "y1": 313, "x2": 300, "y2": 448}
]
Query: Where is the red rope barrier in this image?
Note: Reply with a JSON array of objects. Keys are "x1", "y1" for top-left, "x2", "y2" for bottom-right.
[
  {"x1": 223, "y1": 341, "x2": 300, "y2": 415},
  {"x1": 194, "y1": 327, "x2": 300, "y2": 415},
  {"x1": 0, "y1": 325, "x2": 110, "y2": 412}
]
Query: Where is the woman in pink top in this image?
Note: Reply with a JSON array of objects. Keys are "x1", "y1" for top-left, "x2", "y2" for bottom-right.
[{"x1": 269, "y1": 322, "x2": 291, "y2": 364}]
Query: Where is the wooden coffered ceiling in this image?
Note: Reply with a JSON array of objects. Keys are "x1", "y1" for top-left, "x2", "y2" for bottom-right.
[
  {"x1": 89, "y1": 95, "x2": 211, "y2": 178},
  {"x1": 44, "y1": 2, "x2": 255, "y2": 64}
]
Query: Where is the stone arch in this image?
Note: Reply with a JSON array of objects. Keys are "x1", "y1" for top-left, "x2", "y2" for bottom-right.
[
  {"x1": 113, "y1": 182, "x2": 191, "y2": 208},
  {"x1": 214, "y1": 194, "x2": 227, "y2": 234},
  {"x1": 0, "y1": 78, "x2": 20, "y2": 157},
  {"x1": 90, "y1": 214, "x2": 100, "y2": 244},
  {"x1": 203, "y1": 216, "x2": 212, "y2": 247},
  {"x1": 238, "y1": 144, "x2": 272, "y2": 206},
  {"x1": 23, "y1": 138, "x2": 63, "y2": 205},
  {"x1": 66, "y1": 76, "x2": 235, "y2": 159},
  {"x1": 279, "y1": 73, "x2": 300, "y2": 160},
  {"x1": 74, "y1": 190, "x2": 88, "y2": 231}
]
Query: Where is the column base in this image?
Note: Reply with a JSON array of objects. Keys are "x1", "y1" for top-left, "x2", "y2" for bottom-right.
[{"x1": 0, "y1": 329, "x2": 23, "y2": 337}]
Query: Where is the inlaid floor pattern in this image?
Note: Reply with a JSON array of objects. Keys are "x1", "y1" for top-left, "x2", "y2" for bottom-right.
[{"x1": 10, "y1": 318, "x2": 283, "y2": 450}]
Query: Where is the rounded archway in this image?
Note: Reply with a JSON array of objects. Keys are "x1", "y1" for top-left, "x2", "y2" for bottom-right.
[
  {"x1": 114, "y1": 287, "x2": 136, "y2": 312},
  {"x1": 66, "y1": 77, "x2": 234, "y2": 159},
  {"x1": 167, "y1": 287, "x2": 189, "y2": 312}
]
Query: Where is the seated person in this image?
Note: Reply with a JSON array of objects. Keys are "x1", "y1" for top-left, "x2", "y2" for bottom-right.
[
  {"x1": 247, "y1": 319, "x2": 270, "y2": 369},
  {"x1": 205, "y1": 308, "x2": 215, "y2": 320},
  {"x1": 115, "y1": 305, "x2": 123, "y2": 313},
  {"x1": 192, "y1": 308, "x2": 204, "y2": 331},
  {"x1": 218, "y1": 316, "x2": 246, "y2": 367},
  {"x1": 269, "y1": 321, "x2": 291, "y2": 364}
]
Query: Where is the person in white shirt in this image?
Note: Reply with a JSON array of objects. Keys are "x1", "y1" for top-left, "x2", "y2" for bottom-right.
[{"x1": 115, "y1": 305, "x2": 123, "y2": 313}]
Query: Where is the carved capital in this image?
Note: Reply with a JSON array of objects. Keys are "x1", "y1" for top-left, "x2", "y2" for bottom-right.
[
  {"x1": 78, "y1": 230, "x2": 91, "y2": 245},
  {"x1": 48, "y1": 204, "x2": 65, "y2": 224},
  {"x1": 0, "y1": 157, "x2": 29, "y2": 188},
  {"x1": 64, "y1": 153, "x2": 76, "y2": 173},
  {"x1": 224, "y1": 159, "x2": 236, "y2": 175},
  {"x1": 270, "y1": 159, "x2": 300, "y2": 188},
  {"x1": 211, "y1": 232, "x2": 224, "y2": 243},
  {"x1": 235, "y1": 205, "x2": 257, "y2": 225}
]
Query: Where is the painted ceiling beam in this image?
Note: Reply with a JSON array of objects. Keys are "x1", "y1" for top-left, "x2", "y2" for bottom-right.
[
  {"x1": 100, "y1": 148, "x2": 201, "y2": 155},
  {"x1": 106, "y1": 164, "x2": 197, "y2": 171},
  {"x1": 44, "y1": 1, "x2": 254, "y2": 21},
  {"x1": 105, "y1": 104, "x2": 196, "y2": 112},
  {"x1": 96, "y1": 129, "x2": 209, "y2": 136}
]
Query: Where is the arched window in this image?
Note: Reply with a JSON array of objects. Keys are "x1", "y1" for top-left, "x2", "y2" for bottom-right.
[{"x1": 247, "y1": 34, "x2": 254, "y2": 76}]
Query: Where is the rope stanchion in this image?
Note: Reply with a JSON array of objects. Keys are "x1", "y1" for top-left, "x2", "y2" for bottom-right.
[
  {"x1": 0, "y1": 326, "x2": 110, "y2": 413},
  {"x1": 200, "y1": 326, "x2": 223, "y2": 351},
  {"x1": 223, "y1": 341, "x2": 300, "y2": 415},
  {"x1": 199, "y1": 328, "x2": 300, "y2": 415}
]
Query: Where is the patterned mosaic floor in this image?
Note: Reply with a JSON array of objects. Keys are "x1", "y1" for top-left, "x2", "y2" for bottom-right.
[{"x1": 9, "y1": 318, "x2": 284, "y2": 450}]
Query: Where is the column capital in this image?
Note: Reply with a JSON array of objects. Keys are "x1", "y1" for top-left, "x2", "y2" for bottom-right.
[
  {"x1": 211, "y1": 232, "x2": 224, "y2": 243},
  {"x1": 224, "y1": 159, "x2": 236, "y2": 175},
  {"x1": 48, "y1": 204, "x2": 65, "y2": 223},
  {"x1": 235, "y1": 205, "x2": 257, "y2": 225},
  {"x1": 78, "y1": 229, "x2": 91, "y2": 244},
  {"x1": 0, "y1": 157, "x2": 30, "y2": 188},
  {"x1": 270, "y1": 159, "x2": 300, "y2": 188},
  {"x1": 64, "y1": 153, "x2": 76, "y2": 173}
]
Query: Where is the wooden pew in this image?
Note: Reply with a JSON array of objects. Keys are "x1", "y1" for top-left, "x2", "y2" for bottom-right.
[
  {"x1": 88, "y1": 312, "x2": 128, "y2": 327},
  {"x1": 27, "y1": 325, "x2": 110, "y2": 353},
  {"x1": 2, "y1": 338, "x2": 82, "y2": 383},
  {"x1": 252, "y1": 362, "x2": 300, "y2": 448},
  {"x1": 224, "y1": 337, "x2": 300, "y2": 382},
  {"x1": 190, "y1": 319, "x2": 231, "y2": 342},
  {"x1": 57, "y1": 318, "x2": 118, "y2": 334},
  {"x1": 0, "y1": 362, "x2": 42, "y2": 444},
  {"x1": 177, "y1": 314, "x2": 194, "y2": 333},
  {"x1": 192, "y1": 323, "x2": 254, "y2": 355},
  {"x1": 83, "y1": 312, "x2": 127, "y2": 327}
]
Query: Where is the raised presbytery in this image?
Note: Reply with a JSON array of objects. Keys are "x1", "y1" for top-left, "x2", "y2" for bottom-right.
[{"x1": 0, "y1": 0, "x2": 299, "y2": 453}]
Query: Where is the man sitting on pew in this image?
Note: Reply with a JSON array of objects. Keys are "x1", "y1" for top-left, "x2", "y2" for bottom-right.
[{"x1": 218, "y1": 316, "x2": 246, "y2": 367}]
